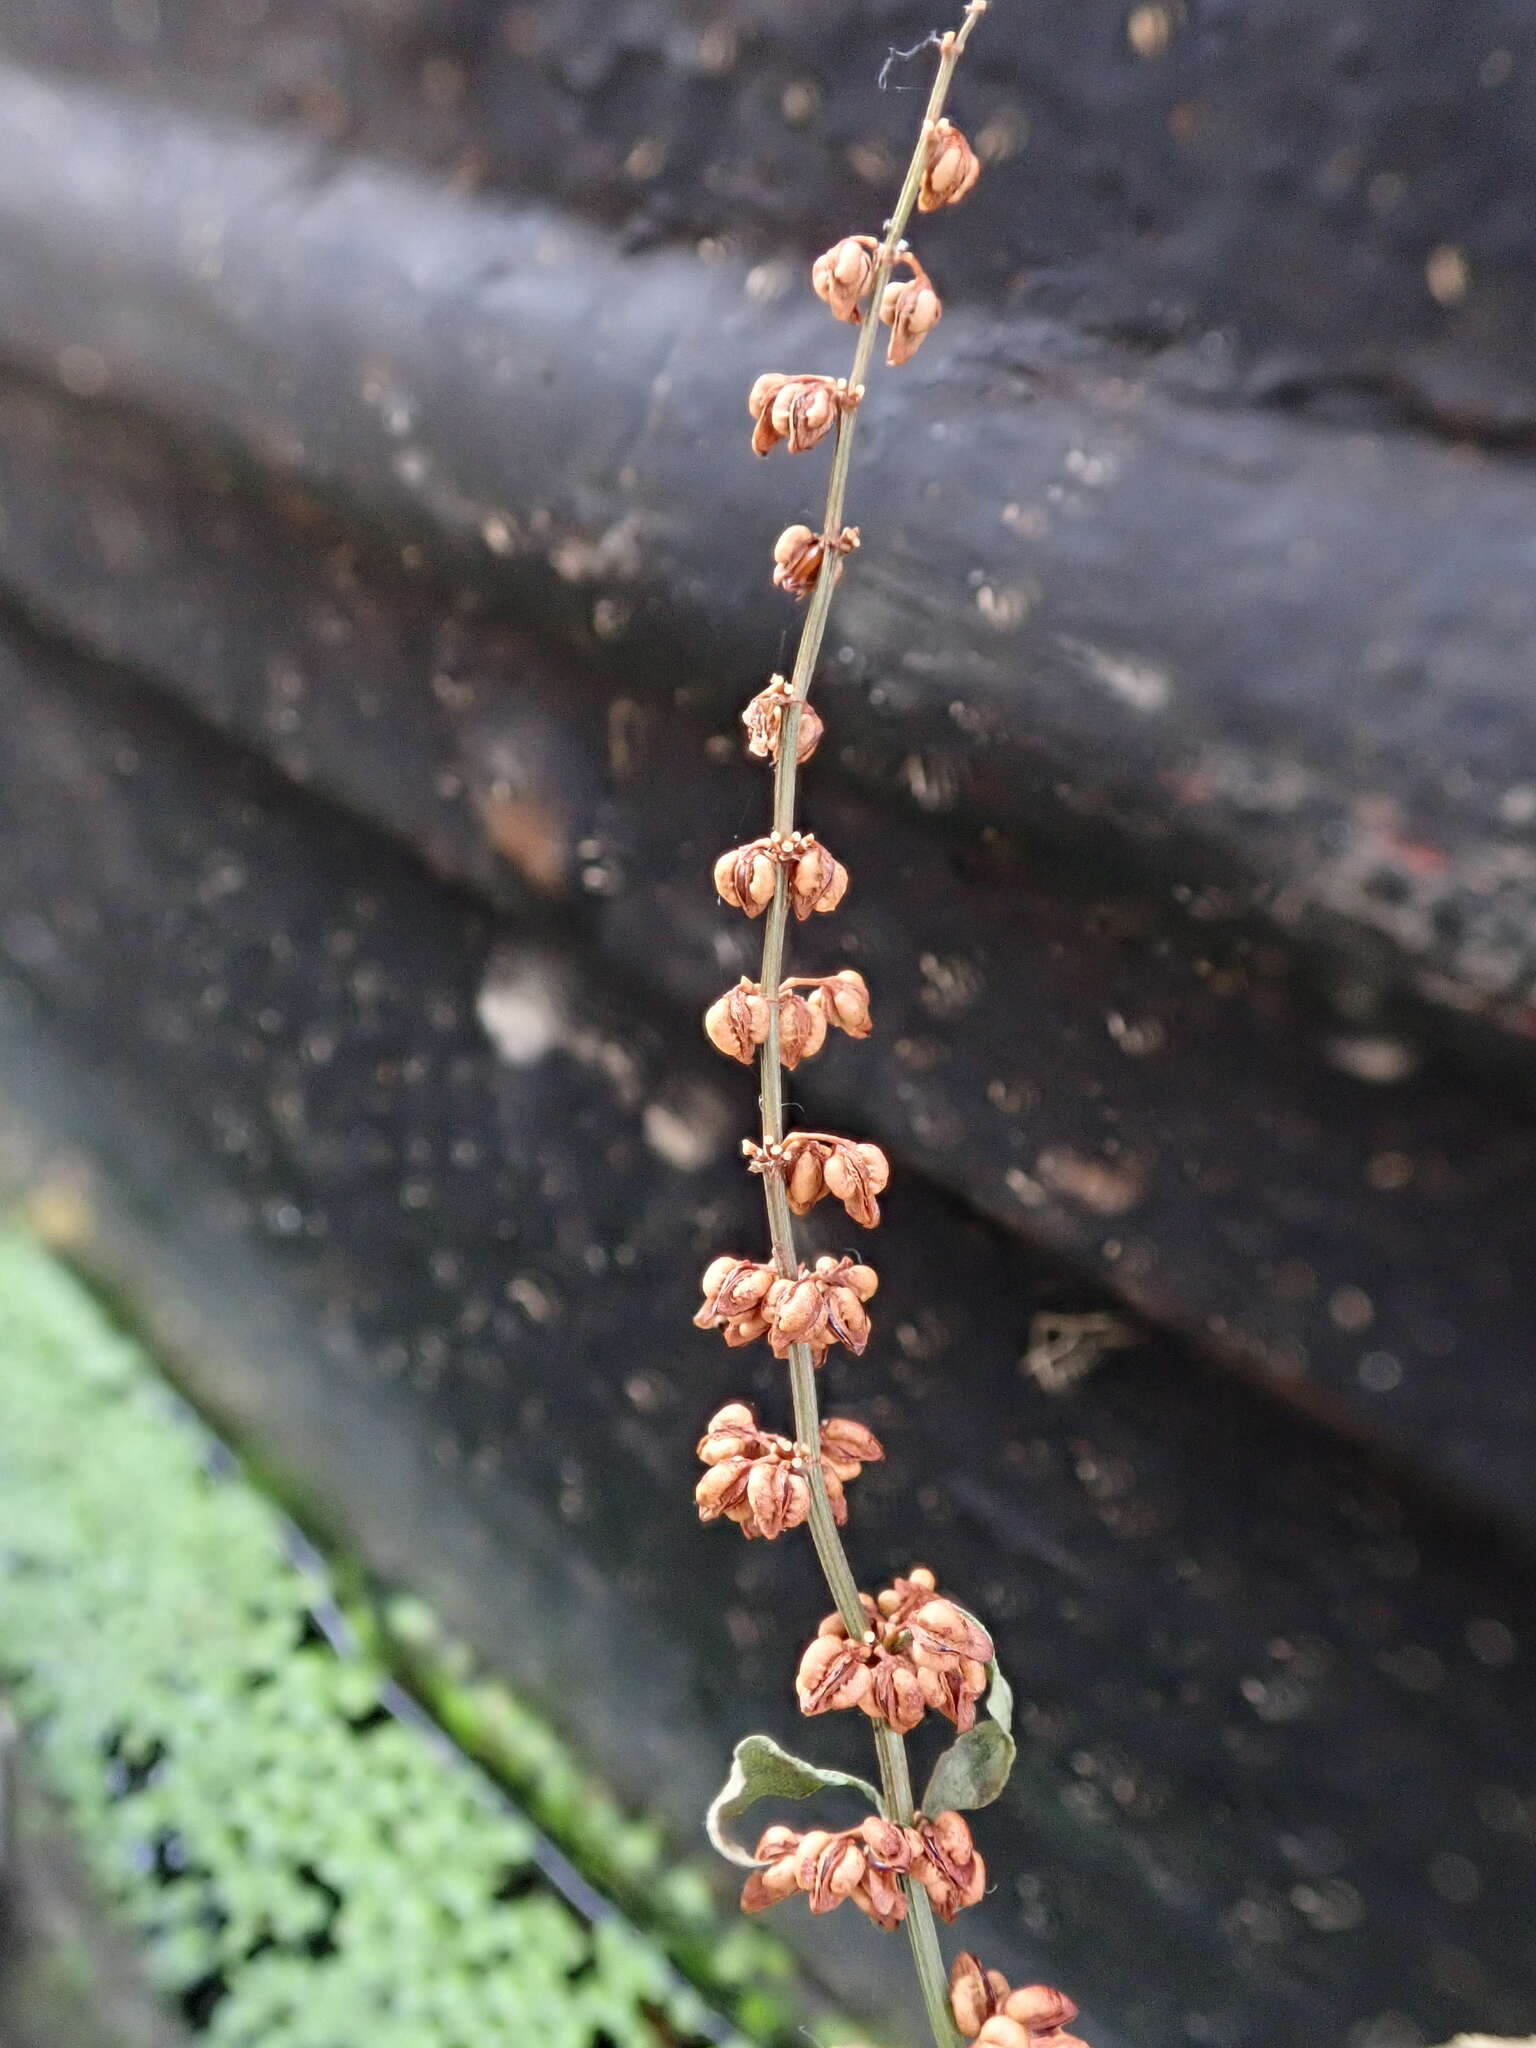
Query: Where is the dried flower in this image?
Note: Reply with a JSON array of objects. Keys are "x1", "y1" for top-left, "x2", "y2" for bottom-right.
[
  {"x1": 713, "y1": 838, "x2": 780, "y2": 916},
  {"x1": 796, "y1": 1632, "x2": 874, "y2": 1713},
  {"x1": 812, "y1": 233, "x2": 879, "y2": 322},
  {"x1": 919, "y1": 117, "x2": 981, "y2": 211},
  {"x1": 704, "y1": 977, "x2": 772, "y2": 1062},
  {"x1": 912, "y1": 1809, "x2": 986, "y2": 1922},
  {"x1": 952, "y1": 1957, "x2": 1082, "y2": 2042},
  {"x1": 745, "y1": 1133, "x2": 891, "y2": 1227},
  {"x1": 802, "y1": 1568, "x2": 992, "y2": 1734},
  {"x1": 741, "y1": 1817, "x2": 918, "y2": 1930},
  {"x1": 880, "y1": 269, "x2": 943, "y2": 366},
  {"x1": 817, "y1": 966, "x2": 873, "y2": 1037},
  {"x1": 776, "y1": 986, "x2": 829, "y2": 1068},
  {"x1": 712, "y1": 832, "x2": 847, "y2": 921},
  {"x1": 765, "y1": 1254, "x2": 878, "y2": 1361},
  {"x1": 693, "y1": 1257, "x2": 776, "y2": 1348},
  {"x1": 695, "y1": 1402, "x2": 882, "y2": 1538},
  {"x1": 975, "y1": 2015, "x2": 1089, "y2": 2048},
  {"x1": 789, "y1": 838, "x2": 849, "y2": 919},
  {"x1": 817, "y1": 1414, "x2": 885, "y2": 1477},
  {"x1": 742, "y1": 675, "x2": 825, "y2": 765},
  {"x1": 748, "y1": 372, "x2": 850, "y2": 457},
  {"x1": 772, "y1": 522, "x2": 860, "y2": 597}
]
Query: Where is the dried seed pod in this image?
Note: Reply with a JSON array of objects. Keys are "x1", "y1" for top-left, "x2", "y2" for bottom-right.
[
  {"x1": 767, "y1": 1273, "x2": 824, "y2": 1345},
  {"x1": 773, "y1": 523, "x2": 859, "y2": 597},
  {"x1": 721, "y1": 1308, "x2": 770, "y2": 1347},
  {"x1": 842, "y1": 1262, "x2": 879, "y2": 1302},
  {"x1": 913, "y1": 1810, "x2": 986, "y2": 1922},
  {"x1": 916, "y1": 1660, "x2": 985, "y2": 1732},
  {"x1": 1002, "y1": 1987, "x2": 1081, "y2": 2033},
  {"x1": 858, "y1": 1815, "x2": 917, "y2": 1871},
  {"x1": 790, "y1": 841, "x2": 850, "y2": 920},
  {"x1": 818, "y1": 1415, "x2": 885, "y2": 1474},
  {"x1": 786, "y1": 1142, "x2": 827, "y2": 1213},
  {"x1": 742, "y1": 676, "x2": 825, "y2": 764},
  {"x1": 799, "y1": 1832, "x2": 867, "y2": 1913},
  {"x1": 821, "y1": 1139, "x2": 890, "y2": 1227},
  {"x1": 919, "y1": 117, "x2": 981, "y2": 211},
  {"x1": 974, "y1": 2023, "x2": 1033, "y2": 2048},
  {"x1": 694, "y1": 1457, "x2": 754, "y2": 1523},
  {"x1": 951, "y1": 1952, "x2": 1007, "y2": 2038},
  {"x1": 820, "y1": 967, "x2": 873, "y2": 1037},
  {"x1": 812, "y1": 234, "x2": 879, "y2": 322},
  {"x1": 696, "y1": 1404, "x2": 766, "y2": 1463},
  {"x1": 714, "y1": 839, "x2": 780, "y2": 916},
  {"x1": 776, "y1": 989, "x2": 829, "y2": 1069},
  {"x1": 796, "y1": 1633, "x2": 873, "y2": 1714},
  {"x1": 747, "y1": 372, "x2": 844, "y2": 457},
  {"x1": 864, "y1": 1652, "x2": 926, "y2": 1734},
  {"x1": 904, "y1": 1597, "x2": 994, "y2": 1671},
  {"x1": 880, "y1": 272, "x2": 943, "y2": 365},
  {"x1": 747, "y1": 1457, "x2": 808, "y2": 1539},
  {"x1": 694, "y1": 1257, "x2": 776, "y2": 1335},
  {"x1": 704, "y1": 977, "x2": 771, "y2": 1062}
]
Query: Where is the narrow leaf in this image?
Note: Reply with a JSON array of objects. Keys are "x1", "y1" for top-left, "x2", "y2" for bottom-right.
[
  {"x1": 705, "y1": 1732, "x2": 882, "y2": 1868},
  {"x1": 921, "y1": 1660, "x2": 1017, "y2": 1815}
]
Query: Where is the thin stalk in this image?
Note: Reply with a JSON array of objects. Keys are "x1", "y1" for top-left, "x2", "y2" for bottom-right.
[{"x1": 749, "y1": 10, "x2": 987, "y2": 2044}]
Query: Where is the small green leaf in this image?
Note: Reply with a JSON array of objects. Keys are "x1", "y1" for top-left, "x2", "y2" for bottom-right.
[
  {"x1": 706, "y1": 1733, "x2": 882, "y2": 1868},
  {"x1": 920, "y1": 1661, "x2": 1017, "y2": 1815}
]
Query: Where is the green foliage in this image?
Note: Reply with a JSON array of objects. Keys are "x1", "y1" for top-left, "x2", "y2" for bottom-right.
[
  {"x1": 705, "y1": 1736, "x2": 882, "y2": 1869},
  {"x1": 373, "y1": 1601, "x2": 814, "y2": 2042},
  {"x1": 920, "y1": 1663, "x2": 1016, "y2": 1817},
  {"x1": 0, "y1": 1233, "x2": 730, "y2": 2048}
]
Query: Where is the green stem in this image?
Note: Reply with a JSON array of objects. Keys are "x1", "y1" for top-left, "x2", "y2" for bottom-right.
[{"x1": 747, "y1": 10, "x2": 989, "y2": 2044}]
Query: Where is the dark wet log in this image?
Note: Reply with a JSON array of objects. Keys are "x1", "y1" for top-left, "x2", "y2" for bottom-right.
[
  {"x1": 1, "y1": 0, "x2": 1533, "y2": 431},
  {"x1": 0, "y1": 620, "x2": 1534, "y2": 2048},
  {"x1": 0, "y1": 356, "x2": 1534, "y2": 1533}
]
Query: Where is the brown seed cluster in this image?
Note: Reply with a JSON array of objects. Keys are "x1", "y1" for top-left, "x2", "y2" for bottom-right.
[
  {"x1": 811, "y1": 233, "x2": 879, "y2": 322},
  {"x1": 693, "y1": 1254, "x2": 878, "y2": 1362},
  {"x1": 880, "y1": 254, "x2": 943, "y2": 366},
  {"x1": 742, "y1": 1809, "x2": 984, "y2": 1928},
  {"x1": 695, "y1": 1402, "x2": 884, "y2": 1539},
  {"x1": 795, "y1": 1567, "x2": 993, "y2": 1734},
  {"x1": 741, "y1": 675, "x2": 824, "y2": 765},
  {"x1": 919, "y1": 118, "x2": 982, "y2": 212},
  {"x1": 745, "y1": 1131, "x2": 890, "y2": 1227},
  {"x1": 702, "y1": 970, "x2": 871, "y2": 1068},
  {"x1": 748, "y1": 373, "x2": 858, "y2": 457},
  {"x1": 772, "y1": 522, "x2": 860, "y2": 598},
  {"x1": 949, "y1": 1956, "x2": 1087, "y2": 2047},
  {"x1": 713, "y1": 832, "x2": 849, "y2": 920}
]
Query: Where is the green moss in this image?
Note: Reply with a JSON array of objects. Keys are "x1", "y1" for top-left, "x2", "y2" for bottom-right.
[
  {"x1": 0, "y1": 1232, "x2": 736, "y2": 2048},
  {"x1": 370, "y1": 1597, "x2": 820, "y2": 2044}
]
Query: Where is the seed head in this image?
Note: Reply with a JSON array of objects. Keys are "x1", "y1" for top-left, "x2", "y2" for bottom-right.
[
  {"x1": 703, "y1": 977, "x2": 771, "y2": 1062},
  {"x1": 741, "y1": 675, "x2": 825, "y2": 765},
  {"x1": 912, "y1": 1809, "x2": 986, "y2": 1922},
  {"x1": 772, "y1": 523, "x2": 859, "y2": 597},
  {"x1": 880, "y1": 271, "x2": 943, "y2": 365},
  {"x1": 919, "y1": 118, "x2": 982, "y2": 211},
  {"x1": 747, "y1": 372, "x2": 847, "y2": 457},
  {"x1": 812, "y1": 234, "x2": 879, "y2": 322},
  {"x1": 777, "y1": 987, "x2": 829, "y2": 1068},
  {"x1": 819, "y1": 966, "x2": 873, "y2": 1037}
]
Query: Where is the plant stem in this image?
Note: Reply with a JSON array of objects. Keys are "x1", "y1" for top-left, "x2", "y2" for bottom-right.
[{"x1": 749, "y1": 12, "x2": 987, "y2": 2044}]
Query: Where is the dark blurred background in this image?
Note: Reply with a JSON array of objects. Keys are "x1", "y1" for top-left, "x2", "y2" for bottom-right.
[{"x1": 0, "y1": 3, "x2": 1533, "y2": 2044}]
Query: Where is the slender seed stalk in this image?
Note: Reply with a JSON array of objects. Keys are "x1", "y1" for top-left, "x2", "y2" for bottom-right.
[{"x1": 748, "y1": 11, "x2": 988, "y2": 2043}]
